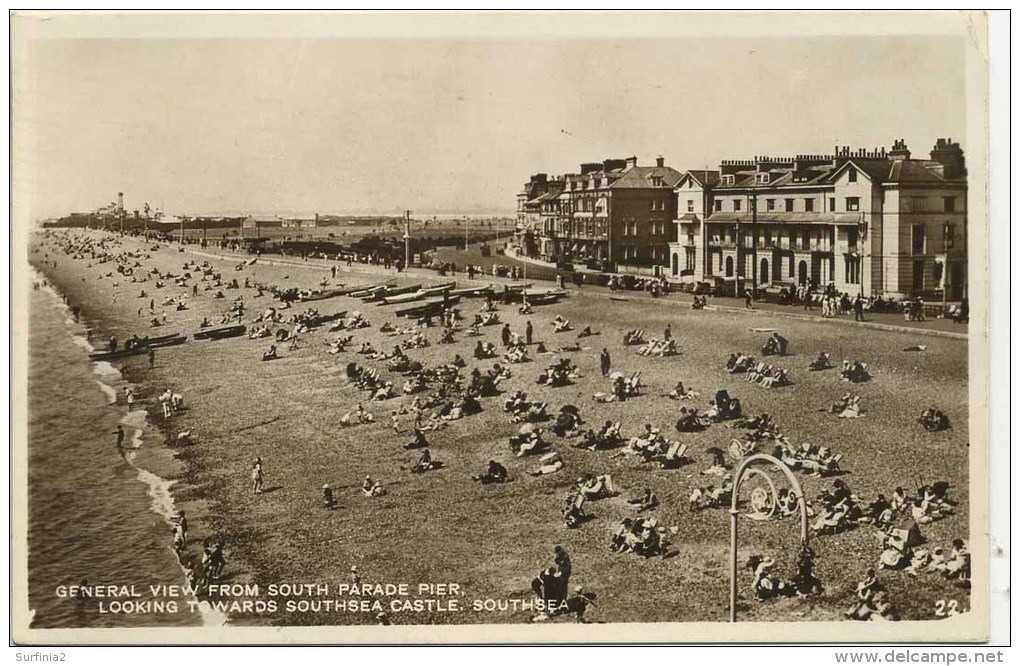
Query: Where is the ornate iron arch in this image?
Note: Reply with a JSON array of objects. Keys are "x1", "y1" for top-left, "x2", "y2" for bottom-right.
[{"x1": 728, "y1": 453, "x2": 809, "y2": 622}]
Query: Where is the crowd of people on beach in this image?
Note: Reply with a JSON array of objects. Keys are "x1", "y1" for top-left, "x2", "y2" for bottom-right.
[{"x1": 32, "y1": 227, "x2": 966, "y2": 625}]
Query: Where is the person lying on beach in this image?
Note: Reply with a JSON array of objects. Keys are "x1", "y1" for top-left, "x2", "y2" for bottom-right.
[
  {"x1": 552, "y1": 315, "x2": 572, "y2": 333},
  {"x1": 526, "y1": 451, "x2": 564, "y2": 476},
  {"x1": 262, "y1": 345, "x2": 279, "y2": 361},
  {"x1": 362, "y1": 476, "x2": 387, "y2": 497}
]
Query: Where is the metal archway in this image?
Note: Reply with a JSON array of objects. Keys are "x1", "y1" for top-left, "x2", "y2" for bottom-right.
[{"x1": 728, "y1": 453, "x2": 809, "y2": 622}]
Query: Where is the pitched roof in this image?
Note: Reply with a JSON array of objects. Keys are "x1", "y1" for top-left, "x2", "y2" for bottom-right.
[
  {"x1": 683, "y1": 170, "x2": 721, "y2": 187},
  {"x1": 609, "y1": 166, "x2": 683, "y2": 189}
]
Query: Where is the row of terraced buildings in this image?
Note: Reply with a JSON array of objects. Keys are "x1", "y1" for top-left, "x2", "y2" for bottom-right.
[{"x1": 515, "y1": 138, "x2": 968, "y2": 300}]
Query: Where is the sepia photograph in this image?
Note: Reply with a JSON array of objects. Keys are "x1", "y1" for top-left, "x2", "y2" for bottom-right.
[{"x1": 10, "y1": 10, "x2": 995, "y2": 646}]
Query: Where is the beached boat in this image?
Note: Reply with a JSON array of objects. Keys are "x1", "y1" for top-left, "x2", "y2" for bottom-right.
[
  {"x1": 299, "y1": 288, "x2": 348, "y2": 303},
  {"x1": 381, "y1": 281, "x2": 457, "y2": 305},
  {"x1": 347, "y1": 280, "x2": 397, "y2": 299},
  {"x1": 194, "y1": 324, "x2": 246, "y2": 340},
  {"x1": 88, "y1": 334, "x2": 187, "y2": 360},
  {"x1": 362, "y1": 283, "x2": 421, "y2": 303},
  {"x1": 395, "y1": 295, "x2": 462, "y2": 318},
  {"x1": 449, "y1": 284, "x2": 494, "y2": 299}
]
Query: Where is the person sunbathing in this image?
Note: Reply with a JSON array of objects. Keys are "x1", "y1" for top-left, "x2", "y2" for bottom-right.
[
  {"x1": 674, "y1": 406, "x2": 708, "y2": 432},
  {"x1": 474, "y1": 340, "x2": 497, "y2": 359},
  {"x1": 262, "y1": 345, "x2": 278, "y2": 361},
  {"x1": 840, "y1": 360, "x2": 871, "y2": 383},
  {"x1": 577, "y1": 474, "x2": 617, "y2": 500},
  {"x1": 473, "y1": 459, "x2": 508, "y2": 484},
  {"x1": 562, "y1": 492, "x2": 588, "y2": 529},
  {"x1": 623, "y1": 329, "x2": 645, "y2": 345},
  {"x1": 919, "y1": 407, "x2": 950, "y2": 431},
  {"x1": 527, "y1": 451, "x2": 564, "y2": 476},
  {"x1": 361, "y1": 476, "x2": 387, "y2": 497},
  {"x1": 628, "y1": 488, "x2": 659, "y2": 512},
  {"x1": 809, "y1": 351, "x2": 832, "y2": 370},
  {"x1": 410, "y1": 448, "x2": 440, "y2": 474},
  {"x1": 552, "y1": 315, "x2": 572, "y2": 333},
  {"x1": 404, "y1": 428, "x2": 428, "y2": 450}
]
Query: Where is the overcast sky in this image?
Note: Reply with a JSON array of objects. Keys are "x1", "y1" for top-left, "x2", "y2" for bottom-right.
[{"x1": 17, "y1": 25, "x2": 966, "y2": 220}]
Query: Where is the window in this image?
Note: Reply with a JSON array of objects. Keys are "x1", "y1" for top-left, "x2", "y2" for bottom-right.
[
  {"x1": 650, "y1": 176, "x2": 663, "y2": 187},
  {"x1": 766, "y1": 199, "x2": 775, "y2": 211},
  {"x1": 756, "y1": 173, "x2": 769, "y2": 184},
  {"x1": 764, "y1": 227, "x2": 773, "y2": 246},
  {"x1": 848, "y1": 167, "x2": 858, "y2": 183},
  {"x1": 847, "y1": 228, "x2": 859, "y2": 251},
  {"x1": 722, "y1": 174, "x2": 735, "y2": 186},
  {"x1": 845, "y1": 197, "x2": 860, "y2": 212},
  {"x1": 912, "y1": 259, "x2": 925, "y2": 291},
  {"x1": 687, "y1": 199, "x2": 694, "y2": 213},
  {"x1": 944, "y1": 223, "x2": 956, "y2": 249},
  {"x1": 685, "y1": 247, "x2": 696, "y2": 271},
  {"x1": 912, "y1": 197, "x2": 927, "y2": 212},
  {"x1": 734, "y1": 199, "x2": 742, "y2": 212},
  {"x1": 714, "y1": 200, "x2": 722, "y2": 212},
  {"x1": 785, "y1": 199, "x2": 795, "y2": 212},
  {"x1": 687, "y1": 228, "x2": 695, "y2": 244},
  {"x1": 802, "y1": 229, "x2": 811, "y2": 251},
  {"x1": 828, "y1": 197, "x2": 836, "y2": 212},
  {"x1": 805, "y1": 198, "x2": 814, "y2": 212},
  {"x1": 943, "y1": 197, "x2": 956, "y2": 213},
  {"x1": 911, "y1": 223, "x2": 926, "y2": 254},
  {"x1": 844, "y1": 255, "x2": 861, "y2": 284}
]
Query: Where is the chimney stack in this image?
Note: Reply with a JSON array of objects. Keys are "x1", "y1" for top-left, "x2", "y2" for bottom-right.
[
  {"x1": 625, "y1": 156, "x2": 638, "y2": 169},
  {"x1": 656, "y1": 156, "x2": 665, "y2": 168}
]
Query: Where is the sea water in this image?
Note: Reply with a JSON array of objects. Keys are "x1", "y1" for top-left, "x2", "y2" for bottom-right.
[{"x1": 26, "y1": 280, "x2": 209, "y2": 628}]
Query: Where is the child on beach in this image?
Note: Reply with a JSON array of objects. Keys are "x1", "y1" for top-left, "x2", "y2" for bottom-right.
[
  {"x1": 391, "y1": 411, "x2": 401, "y2": 433},
  {"x1": 252, "y1": 458, "x2": 264, "y2": 494}
]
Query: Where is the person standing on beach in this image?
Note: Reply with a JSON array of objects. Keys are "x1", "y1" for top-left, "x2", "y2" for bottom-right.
[
  {"x1": 526, "y1": 321, "x2": 534, "y2": 346},
  {"x1": 114, "y1": 425, "x2": 125, "y2": 448},
  {"x1": 252, "y1": 458, "x2": 264, "y2": 494},
  {"x1": 600, "y1": 349, "x2": 611, "y2": 377},
  {"x1": 148, "y1": 348, "x2": 156, "y2": 369},
  {"x1": 664, "y1": 324, "x2": 672, "y2": 342}
]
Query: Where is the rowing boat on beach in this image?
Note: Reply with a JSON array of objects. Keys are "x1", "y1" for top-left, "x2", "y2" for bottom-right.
[
  {"x1": 194, "y1": 324, "x2": 246, "y2": 340},
  {"x1": 361, "y1": 283, "x2": 421, "y2": 303},
  {"x1": 449, "y1": 284, "x2": 494, "y2": 299},
  {"x1": 346, "y1": 280, "x2": 397, "y2": 299},
  {"x1": 299, "y1": 288, "x2": 348, "y2": 303},
  {"x1": 381, "y1": 281, "x2": 457, "y2": 305},
  {"x1": 88, "y1": 333, "x2": 187, "y2": 360},
  {"x1": 395, "y1": 295, "x2": 462, "y2": 318}
]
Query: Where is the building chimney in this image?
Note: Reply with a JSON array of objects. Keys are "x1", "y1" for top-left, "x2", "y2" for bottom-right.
[
  {"x1": 929, "y1": 138, "x2": 966, "y2": 179},
  {"x1": 888, "y1": 139, "x2": 911, "y2": 161},
  {"x1": 625, "y1": 156, "x2": 638, "y2": 169},
  {"x1": 656, "y1": 156, "x2": 665, "y2": 168}
]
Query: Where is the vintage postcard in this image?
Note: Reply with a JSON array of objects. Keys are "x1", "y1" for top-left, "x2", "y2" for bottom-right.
[{"x1": 10, "y1": 10, "x2": 992, "y2": 645}]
